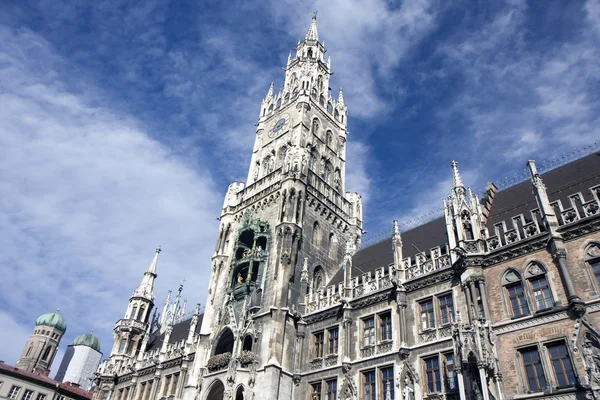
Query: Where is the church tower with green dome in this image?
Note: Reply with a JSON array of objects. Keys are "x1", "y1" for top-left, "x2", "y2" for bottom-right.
[
  {"x1": 16, "y1": 310, "x2": 67, "y2": 373},
  {"x1": 55, "y1": 331, "x2": 103, "y2": 390}
]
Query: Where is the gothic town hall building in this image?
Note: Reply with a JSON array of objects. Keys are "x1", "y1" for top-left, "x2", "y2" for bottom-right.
[{"x1": 93, "y1": 14, "x2": 600, "y2": 400}]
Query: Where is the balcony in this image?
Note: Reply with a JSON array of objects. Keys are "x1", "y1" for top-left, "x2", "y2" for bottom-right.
[{"x1": 114, "y1": 319, "x2": 146, "y2": 331}]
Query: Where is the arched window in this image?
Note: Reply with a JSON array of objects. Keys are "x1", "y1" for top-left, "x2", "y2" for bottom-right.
[
  {"x1": 503, "y1": 270, "x2": 530, "y2": 317},
  {"x1": 586, "y1": 243, "x2": 600, "y2": 287},
  {"x1": 41, "y1": 346, "x2": 52, "y2": 361},
  {"x1": 313, "y1": 266, "x2": 325, "y2": 293},
  {"x1": 313, "y1": 221, "x2": 321, "y2": 246},
  {"x1": 214, "y1": 328, "x2": 234, "y2": 356},
  {"x1": 235, "y1": 387, "x2": 245, "y2": 400},
  {"x1": 326, "y1": 131, "x2": 333, "y2": 148},
  {"x1": 307, "y1": 48, "x2": 313, "y2": 58},
  {"x1": 311, "y1": 88, "x2": 318, "y2": 99},
  {"x1": 329, "y1": 233, "x2": 337, "y2": 258},
  {"x1": 311, "y1": 118, "x2": 320, "y2": 136},
  {"x1": 319, "y1": 95, "x2": 325, "y2": 106},
  {"x1": 525, "y1": 263, "x2": 554, "y2": 311},
  {"x1": 131, "y1": 305, "x2": 138, "y2": 320},
  {"x1": 334, "y1": 108, "x2": 340, "y2": 120},
  {"x1": 289, "y1": 73, "x2": 298, "y2": 91},
  {"x1": 268, "y1": 104, "x2": 274, "y2": 113},
  {"x1": 206, "y1": 380, "x2": 225, "y2": 400},
  {"x1": 327, "y1": 102, "x2": 333, "y2": 113},
  {"x1": 317, "y1": 75, "x2": 324, "y2": 92},
  {"x1": 334, "y1": 168, "x2": 341, "y2": 190},
  {"x1": 243, "y1": 335, "x2": 253, "y2": 352},
  {"x1": 276, "y1": 98, "x2": 281, "y2": 108}
]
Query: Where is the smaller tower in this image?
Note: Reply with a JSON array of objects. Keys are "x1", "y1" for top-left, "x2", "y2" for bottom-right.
[
  {"x1": 55, "y1": 331, "x2": 102, "y2": 389},
  {"x1": 110, "y1": 247, "x2": 160, "y2": 362},
  {"x1": 16, "y1": 310, "x2": 67, "y2": 373}
]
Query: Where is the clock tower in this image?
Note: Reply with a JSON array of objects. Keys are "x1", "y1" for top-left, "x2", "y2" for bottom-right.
[{"x1": 183, "y1": 13, "x2": 362, "y2": 400}]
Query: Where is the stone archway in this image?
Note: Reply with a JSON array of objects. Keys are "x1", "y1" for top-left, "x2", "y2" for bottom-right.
[{"x1": 206, "y1": 380, "x2": 225, "y2": 400}]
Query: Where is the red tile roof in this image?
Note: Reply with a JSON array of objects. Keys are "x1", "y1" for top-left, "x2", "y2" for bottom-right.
[{"x1": 0, "y1": 362, "x2": 94, "y2": 400}]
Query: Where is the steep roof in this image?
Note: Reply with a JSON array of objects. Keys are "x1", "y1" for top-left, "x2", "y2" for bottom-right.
[
  {"x1": 327, "y1": 152, "x2": 600, "y2": 287},
  {"x1": 486, "y1": 152, "x2": 600, "y2": 229},
  {"x1": 329, "y1": 217, "x2": 447, "y2": 285},
  {"x1": 145, "y1": 314, "x2": 204, "y2": 352}
]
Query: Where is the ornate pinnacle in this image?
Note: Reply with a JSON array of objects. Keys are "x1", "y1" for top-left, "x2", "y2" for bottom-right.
[
  {"x1": 305, "y1": 12, "x2": 319, "y2": 41},
  {"x1": 451, "y1": 160, "x2": 464, "y2": 189},
  {"x1": 265, "y1": 82, "x2": 274, "y2": 100},
  {"x1": 338, "y1": 88, "x2": 344, "y2": 106}
]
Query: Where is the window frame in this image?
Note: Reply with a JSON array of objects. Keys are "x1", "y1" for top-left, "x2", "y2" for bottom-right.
[
  {"x1": 438, "y1": 293, "x2": 454, "y2": 326},
  {"x1": 380, "y1": 366, "x2": 395, "y2": 400},
  {"x1": 8, "y1": 386, "x2": 22, "y2": 400},
  {"x1": 22, "y1": 390, "x2": 34, "y2": 400},
  {"x1": 423, "y1": 355, "x2": 442, "y2": 394},
  {"x1": 313, "y1": 331, "x2": 324, "y2": 359},
  {"x1": 518, "y1": 345, "x2": 547, "y2": 392},
  {"x1": 310, "y1": 381, "x2": 322, "y2": 400},
  {"x1": 36, "y1": 394, "x2": 46, "y2": 400},
  {"x1": 327, "y1": 327, "x2": 339, "y2": 356},
  {"x1": 419, "y1": 298, "x2": 435, "y2": 331},
  {"x1": 362, "y1": 369, "x2": 376, "y2": 400},
  {"x1": 545, "y1": 341, "x2": 576, "y2": 388},
  {"x1": 325, "y1": 379, "x2": 337, "y2": 400},
  {"x1": 362, "y1": 317, "x2": 376, "y2": 347},
  {"x1": 378, "y1": 311, "x2": 392, "y2": 342}
]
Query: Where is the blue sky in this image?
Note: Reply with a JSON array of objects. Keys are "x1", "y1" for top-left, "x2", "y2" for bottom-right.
[{"x1": 1, "y1": 0, "x2": 599, "y2": 371}]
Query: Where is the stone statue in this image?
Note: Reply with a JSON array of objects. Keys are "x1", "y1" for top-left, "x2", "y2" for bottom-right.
[
  {"x1": 237, "y1": 273, "x2": 244, "y2": 284},
  {"x1": 402, "y1": 377, "x2": 414, "y2": 400}
]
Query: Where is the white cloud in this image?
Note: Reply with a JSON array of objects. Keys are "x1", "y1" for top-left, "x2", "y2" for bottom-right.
[{"x1": 0, "y1": 26, "x2": 222, "y2": 364}]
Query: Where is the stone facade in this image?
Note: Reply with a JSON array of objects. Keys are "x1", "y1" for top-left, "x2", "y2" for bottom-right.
[{"x1": 92, "y1": 13, "x2": 600, "y2": 400}]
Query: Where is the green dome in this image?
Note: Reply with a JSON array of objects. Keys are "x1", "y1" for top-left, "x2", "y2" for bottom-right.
[
  {"x1": 35, "y1": 312, "x2": 67, "y2": 333},
  {"x1": 73, "y1": 333, "x2": 101, "y2": 352}
]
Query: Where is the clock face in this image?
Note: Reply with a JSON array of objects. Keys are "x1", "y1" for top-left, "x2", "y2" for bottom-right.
[{"x1": 268, "y1": 113, "x2": 290, "y2": 138}]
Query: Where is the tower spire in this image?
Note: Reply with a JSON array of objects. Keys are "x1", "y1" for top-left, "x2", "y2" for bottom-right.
[
  {"x1": 451, "y1": 160, "x2": 464, "y2": 189},
  {"x1": 132, "y1": 247, "x2": 160, "y2": 301},
  {"x1": 305, "y1": 12, "x2": 319, "y2": 41}
]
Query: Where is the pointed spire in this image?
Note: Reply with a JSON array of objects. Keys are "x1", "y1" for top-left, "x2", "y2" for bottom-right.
[
  {"x1": 451, "y1": 160, "x2": 464, "y2": 189},
  {"x1": 265, "y1": 82, "x2": 274, "y2": 100},
  {"x1": 327, "y1": 55, "x2": 331, "y2": 70},
  {"x1": 305, "y1": 12, "x2": 319, "y2": 41},
  {"x1": 338, "y1": 88, "x2": 345, "y2": 106},
  {"x1": 147, "y1": 246, "x2": 160, "y2": 275},
  {"x1": 287, "y1": 52, "x2": 292, "y2": 66}
]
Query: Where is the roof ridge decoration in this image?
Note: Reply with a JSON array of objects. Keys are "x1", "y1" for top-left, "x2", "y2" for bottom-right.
[{"x1": 305, "y1": 12, "x2": 319, "y2": 41}]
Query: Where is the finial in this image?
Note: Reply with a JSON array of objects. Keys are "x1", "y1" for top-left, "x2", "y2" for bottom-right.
[
  {"x1": 91, "y1": 329, "x2": 94, "y2": 333},
  {"x1": 305, "y1": 12, "x2": 319, "y2": 41},
  {"x1": 338, "y1": 88, "x2": 344, "y2": 106},
  {"x1": 393, "y1": 220, "x2": 399, "y2": 235},
  {"x1": 56, "y1": 308, "x2": 60, "y2": 313},
  {"x1": 147, "y1": 247, "x2": 160, "y2": 274},
  {"x1": 451, "y1": 160, "x2": 464, "y2": 189}
]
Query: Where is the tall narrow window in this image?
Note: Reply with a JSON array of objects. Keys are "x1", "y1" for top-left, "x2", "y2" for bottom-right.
[
  {"x1": 381, "y1": 367, "x2": 394, "y2": 399},
  {"x1": 439, "y1": 294, "x2": 454, "y2": 325},
  {"x1": 163, "y1": 376, "x2": 171, "y2": 396},
  {"x1": 445, "y1": 353, "x2": 457, "y2": 391},
  {"x1": 363, "y1": 317, "x2": 375, "y2": 346},
  {"x1": 379, "y1": 312, "x2": 392, "y2": 341},
  {"x1": 138, "y1": 306, "x2": 145, "y2": 321},
  {"x1": 314, "y1": 331, "x2": 324, "y2": 358},
  {"x1": 526, "y1": 263, "x2": 554, "y2": 311},
  {"x1": 520, "y1": 347, "x2": 546, "y2": 391},
  {"x1": 313, "y1": 222, "x2": 321, "y2": 246},
  {"x1": 326, "y1": 380, "x2": 337, "y2": 400},
  {"x1": 311, "y1": 382, "x2": 322, "y2": 400},
  {"x1": 131, "y1": 305, "x2": 138, "y2": 319},
  {"x1": 363, "y1": 371, "x2": 376, "y2": 400},
  {"x1": 504, "y1": 270, "x2": 530, "y2": 317},
  {"x1": 420, "y1": 299, "x2": 435, "y2": 330},
  {"x1": 171, "y1": 374, "x2": 179, "y2": 395},
  {"x1": 8, "y1": 386, "x2": 21, "y2": 399},
  {"x1": 41, "y1": 346, "x2": 51, "y2": 361},
  {"x1": 328, "y1": 327, "x2": 339, "y2": 355},
  {"x1": 424, "y1": 356, "x2": 441, "y2": 393},
  {"x1": 119, "y1": 338, "x2": 127, "y2": 353},
  {"x1": 25, "y1": 346, "x2": 32, "y2": 357},
  {"x1": 547, "y1": 343, "x2": 575, "y2": 387}
]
